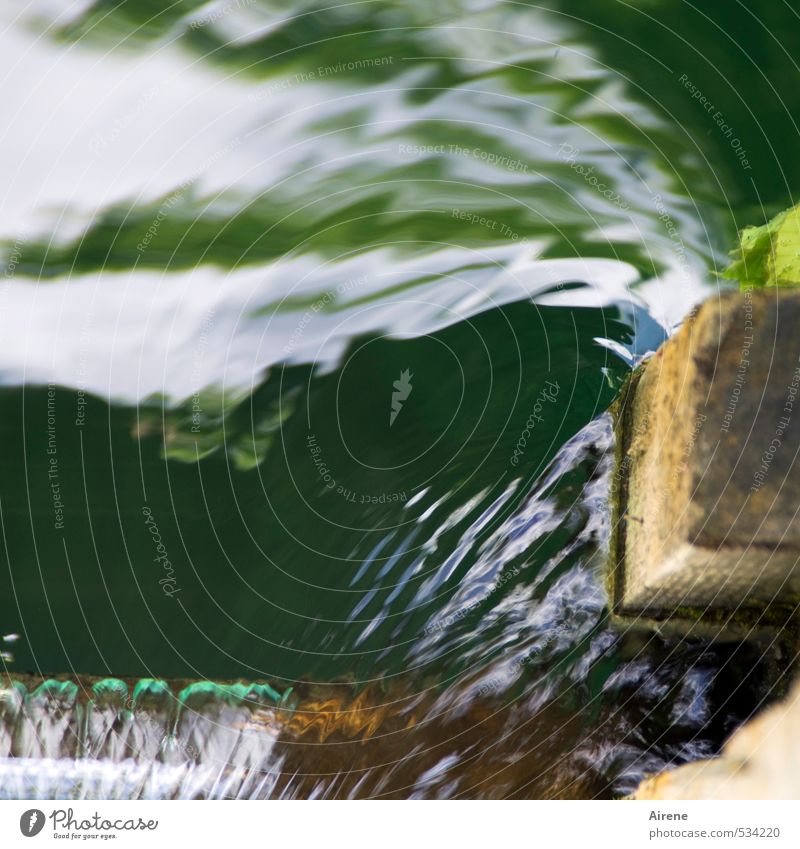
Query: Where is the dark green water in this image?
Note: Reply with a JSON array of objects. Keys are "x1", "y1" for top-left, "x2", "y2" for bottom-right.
[{"x1": 1, "y1": 0, "x2": 797, "y2": 797}]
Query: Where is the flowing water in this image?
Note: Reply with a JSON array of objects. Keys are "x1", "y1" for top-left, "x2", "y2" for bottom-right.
[{"x1": 1, "y1": 0, "x2": 798, "y2": 798}]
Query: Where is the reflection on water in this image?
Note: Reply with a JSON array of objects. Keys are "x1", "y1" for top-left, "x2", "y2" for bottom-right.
[
  {"x1": 0, "y1": 302, "x2": 636, "y2": 686},
  {"x1": 0, "y1": 0, "x2": 795, "y2": 798}
]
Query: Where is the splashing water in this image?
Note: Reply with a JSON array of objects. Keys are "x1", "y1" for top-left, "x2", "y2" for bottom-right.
[{"x1": 0, "y1": 419, "x2": 774, "y2": 798}]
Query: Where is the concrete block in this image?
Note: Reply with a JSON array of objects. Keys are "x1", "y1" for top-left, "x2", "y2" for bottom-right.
[{"x1": 609, "y1": 289, "x2": 800, "y2": 626}]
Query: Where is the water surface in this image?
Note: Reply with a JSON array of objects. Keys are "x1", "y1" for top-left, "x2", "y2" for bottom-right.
[{"x1": 1, "y1": 0, "x2": 797, "y2": 798}]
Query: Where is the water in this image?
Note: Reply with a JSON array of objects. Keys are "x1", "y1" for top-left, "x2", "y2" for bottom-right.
[{"x1": 1, "y1": 0, "x2": 797, "y2": 798}]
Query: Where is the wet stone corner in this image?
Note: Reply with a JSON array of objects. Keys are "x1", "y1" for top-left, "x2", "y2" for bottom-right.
[{"x1": 608, "y1": 288, "x2": 800, "y2": 630}]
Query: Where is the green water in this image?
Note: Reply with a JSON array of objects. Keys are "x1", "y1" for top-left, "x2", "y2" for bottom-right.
[{"x1": 1, "y1": 0, "x2": 796, "y2": 796}]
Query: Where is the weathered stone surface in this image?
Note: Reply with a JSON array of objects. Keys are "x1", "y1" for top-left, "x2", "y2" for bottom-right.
[
  {"x1": 633, "y1": 679, "x2": 800, "y2": 800},
  {"x1": 609, "y1": 289, "x2": 800, "y2": 623}
]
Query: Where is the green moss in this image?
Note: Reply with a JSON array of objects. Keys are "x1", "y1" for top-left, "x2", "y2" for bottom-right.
[
  {"x1": 243, "y1": 682, "x2": 286, "y2": 706},
  {"x1": 131, "y1": 678, "x2": 173, "y2": 712},
  {"x1": 30, "y1": 679, "x2": 79, "y2": 705},
  {"x1": 605, "y1": 363, "x2": 647, "y2": 611},
  {"x1": 723, "y1": 203, "x2": 800, "y2": 289},
  {"x1": 91, "y1": 678, "x2": 129, "y2": 707},
  {"x1": 613, "y1": 602, "x2": 798, "y2": 644},
  {"x1": 175, "y1": 680, "x2": 292, "y2": 712}
]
